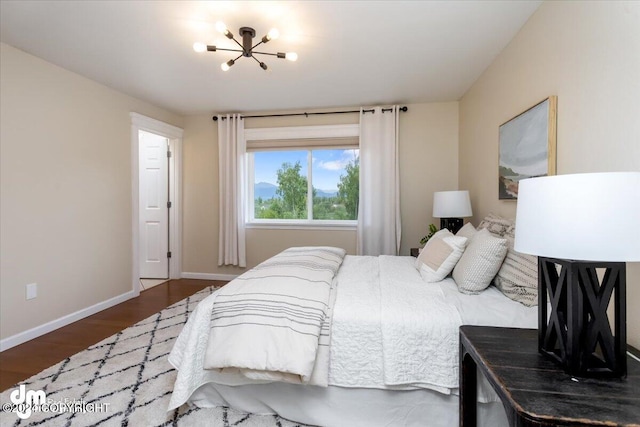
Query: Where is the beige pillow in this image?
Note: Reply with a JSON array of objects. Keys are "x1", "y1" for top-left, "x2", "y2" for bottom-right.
[
  {"x1": 417, "y1": 235, "x2": 468, "y2": 282},
  {"x1": 456, "y1": 222, "x2": 477, "y2": 240},
  {"x1": 415, "y1": 229, "x2": 453, "y2": 268},
  {"x1": 477, "y1": 213, "x2": 513, "y2": 237},
  {"x1": 493, "y1": 225, "x2": 538, "y2": 306},
  {"x1": 453, "y1": 228, "x2": 508, "y2": 294}
]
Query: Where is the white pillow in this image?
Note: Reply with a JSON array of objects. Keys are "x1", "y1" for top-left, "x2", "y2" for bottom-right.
[
  {"x1": 430, "y1": 228, "x2": 453, "y2": 240},
  {"x1": 452, "y1": 228, "x2": 508, "y2": 293},
  {"x1": 416, "y1": 231, "x2": 467, "y2": 282},
  {"x1": 456, "y1": 222, "x2": 477, "y2": 240}
]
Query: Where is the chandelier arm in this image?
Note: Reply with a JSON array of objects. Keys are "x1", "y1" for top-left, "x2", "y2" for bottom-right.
[
  {"x1": 250, "y1": 54, "x2": 268, "y2": 70},
  {"x1": 251, "y1": 51, "x2": 279, "y2": 57},
  {"x1": 250, "y1": 40, "x2": 265, "y2": 51},
  {"x1": 214, "y1": 47, "x2": 245, "y2": 54},
  {"x1": 231, "y1": 37, "x2": 245, "y2": 51}
]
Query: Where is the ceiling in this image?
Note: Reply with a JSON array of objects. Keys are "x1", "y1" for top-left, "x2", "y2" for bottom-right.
[{"x1": 0, "y1": 1, "x2": 541, "y2": 116}]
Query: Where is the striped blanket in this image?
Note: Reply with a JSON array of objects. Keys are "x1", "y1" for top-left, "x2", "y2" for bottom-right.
[{"x1": 202, "y1": 246, "x2": 346, "y2": 385}]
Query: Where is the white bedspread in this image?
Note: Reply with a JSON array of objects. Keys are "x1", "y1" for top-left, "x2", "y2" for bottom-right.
[
  {"x1": 328, "y1": 255, "x2": 385, "y2": 388},
  {"x1": 328, "y1": 256, "x2": 537, "y2": 397},
  {"x1": 168, "y1": 255, "x2": 538, "y2": 411},
  {"x1": 379, "y1": 256, "x2": 462, "y2": 392},
  {"x1": 329, "y1": 256, "x2": 461, "y2": 394}
]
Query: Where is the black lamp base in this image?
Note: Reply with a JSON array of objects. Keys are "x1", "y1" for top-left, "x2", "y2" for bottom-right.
[
  {"x1": 538, "y1": 257, "x2": 626, "y2": 377},
  {"x1": 440, "y1": 218, "x2": 463, "y2": 234}
]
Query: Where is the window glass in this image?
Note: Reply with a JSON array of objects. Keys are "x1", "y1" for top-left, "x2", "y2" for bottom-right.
[
  {"x1": 312, "y1": 149, "x2": 359, "y2": 220},
  {"x1": 251, "y1": 148, "x2": 359, "y2": 223},
  {"x1": 253, "y1": 150, "x2": 308, "y2": 220}
]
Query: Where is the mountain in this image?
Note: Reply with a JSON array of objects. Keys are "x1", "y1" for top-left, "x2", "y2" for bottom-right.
[
  {"x1": 315, "y1": 189, "x2": 338, "y2": 198},
  {"x1": 253, "y1": 182, "x2": 338, "y2": 200},
  {"x1": 254, "y1": 182, "x2": 278, "y2": 200}
]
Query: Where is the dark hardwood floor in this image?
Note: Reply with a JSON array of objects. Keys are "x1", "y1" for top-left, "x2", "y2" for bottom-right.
[{"x1": 0, "y1": 279, "x2": 225, "y2": 392}]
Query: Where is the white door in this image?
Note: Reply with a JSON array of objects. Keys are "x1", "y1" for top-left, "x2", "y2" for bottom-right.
[{"x1": 139, "y1": 130, "x2": 169, "y2": 278}]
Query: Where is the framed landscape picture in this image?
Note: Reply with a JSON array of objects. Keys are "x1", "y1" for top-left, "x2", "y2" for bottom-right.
[{"x1": 498, "y1": 96, "x2": 557, "y2": 200}]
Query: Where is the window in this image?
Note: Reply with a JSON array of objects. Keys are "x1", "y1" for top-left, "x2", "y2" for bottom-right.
[{"x1": 245, "y1": 124, "x2": 360, "y2": 227}]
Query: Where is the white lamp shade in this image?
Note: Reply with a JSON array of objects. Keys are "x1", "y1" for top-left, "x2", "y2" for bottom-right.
[
  {"x1": 433, "y1": 190, "x2": 473, "y2": 218},
  {"x1": 515, "y1": 172, "x2": 640, "y2": 262}
]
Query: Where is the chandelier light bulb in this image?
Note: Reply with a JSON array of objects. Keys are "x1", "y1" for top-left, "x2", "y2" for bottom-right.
[
  {"x1": 221, "y1": 59, "x2": 235, "y2": 71},
  {"x1": 215, "y1": 21, "x2": 227, "y2": 34},
  {"x1": 193, "y1": 42, "x2": 206, "y2": 53},
  {"x1": 285, "y1": 52, "x2": 298, "y2": 61},
  {"x1": 267, "y1": 28, "x2": 279, "y2": 41},
  {"x1": 262, "y1": 28, "x2": 280, "y2": 44}
]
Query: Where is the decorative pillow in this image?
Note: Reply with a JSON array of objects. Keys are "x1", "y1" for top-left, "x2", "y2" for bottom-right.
[
  {"x1": 456, "y1": 222, "x2": 477, "y2": 240},
  {"x1": 493, "y1": 225, "x2": 538, "y2": 306},
  {"x1": 417, "y1": 235, "x2": 468, "y2": 282},
  {"x1": 414, "y1": 229, "x2": 453, "y2": 268},
  {"x1": 477, "y1": 213, "x2": 514, "y2": 237},
  {"x1": 453, "y1": 228, "x2": 508, "y2": 294}
]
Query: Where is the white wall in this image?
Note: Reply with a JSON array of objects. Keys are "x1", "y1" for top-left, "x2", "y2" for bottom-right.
[
  {"x1": 459, "y1": 1, "x2": 640, "y2": 347},
  {"x1": 0, "y1": 43, "x2": 183, "y2": 341}
]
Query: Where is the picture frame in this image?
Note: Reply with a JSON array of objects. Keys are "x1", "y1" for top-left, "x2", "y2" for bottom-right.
[{"x1": 498, "y1": 96, "x2": 557, "y2": 200}]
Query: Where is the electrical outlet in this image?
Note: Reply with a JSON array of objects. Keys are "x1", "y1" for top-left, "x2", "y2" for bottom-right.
[{"x1": 26, "y1": 283, "x2": 38, "y2": 300}]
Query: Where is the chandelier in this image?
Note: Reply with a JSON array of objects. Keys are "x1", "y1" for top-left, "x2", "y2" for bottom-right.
[{"x1": 193, "y1": 21, "x2": 298, "y2": 71}]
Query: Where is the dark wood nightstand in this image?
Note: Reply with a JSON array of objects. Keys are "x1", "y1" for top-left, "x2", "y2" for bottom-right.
[
  {"x1": 410, "y1": 247, "x2": 420, "y2": 257},
  {"x1": 459, "y1": 326, "x2": 640, "y2": 426}
]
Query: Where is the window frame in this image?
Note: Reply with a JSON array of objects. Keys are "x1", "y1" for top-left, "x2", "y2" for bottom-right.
[{"x1": 244, "y1": 124, "x2": 359, "y2": 229}]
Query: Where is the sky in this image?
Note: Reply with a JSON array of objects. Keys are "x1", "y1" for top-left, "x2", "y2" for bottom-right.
[{"x1": 253, "y1": 149, "x2": 359, "y2": 192}]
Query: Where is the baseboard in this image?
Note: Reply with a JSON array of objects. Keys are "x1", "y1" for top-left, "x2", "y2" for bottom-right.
[
  {"x1": 181, "y1": 272, "x2": 238, "y2": 281},
  {"x1": 0, "y1": 290, "x2": 136, "y2": 352}
]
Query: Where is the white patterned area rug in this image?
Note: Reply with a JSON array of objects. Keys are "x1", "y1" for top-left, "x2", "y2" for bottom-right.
[{"x1": 0, "y1": 286, "x2": 311, "y2": 426}]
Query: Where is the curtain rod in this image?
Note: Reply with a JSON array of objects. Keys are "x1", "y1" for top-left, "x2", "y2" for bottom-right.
[{"x1": 212, "y1": 106, "x2": 408, "y2": 121}]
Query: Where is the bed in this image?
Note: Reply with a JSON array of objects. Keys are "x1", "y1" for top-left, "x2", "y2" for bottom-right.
[{"x1": 168, "y1": 234, "x2": 538, "y2": 427}]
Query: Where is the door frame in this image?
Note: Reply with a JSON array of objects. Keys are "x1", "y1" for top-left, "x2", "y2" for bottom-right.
[{"x1": 130, "y1": 112, "x2": 183, "y2": 295}]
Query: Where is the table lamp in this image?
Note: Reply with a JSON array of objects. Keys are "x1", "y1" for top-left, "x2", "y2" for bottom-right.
[
  {"x1": 432, "y1": 190, "x2": 472, "y2": 234},
  {"x1": 515, "y1": 172, "x2": 640, "y2": 377}
]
